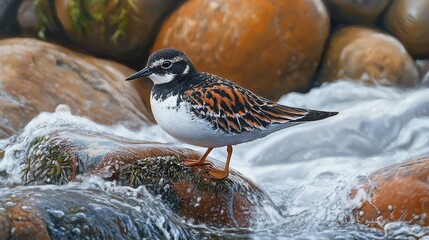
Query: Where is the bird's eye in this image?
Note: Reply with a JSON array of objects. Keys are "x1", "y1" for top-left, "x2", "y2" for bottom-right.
[{"x1": 161, "y1": 61, "x2": 172, "y2": 69}]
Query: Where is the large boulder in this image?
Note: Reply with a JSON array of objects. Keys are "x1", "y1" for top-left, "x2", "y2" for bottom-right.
[
  {"x1": 55, "y1": 0, "x2": 183, "y2": 62},
  {"x1": 351, "y1": 158, "x2": 429, "y2": 228},
  {"x1": 384, "y1": 0, "x2": 429, "y2": 58},
  {"x1": 0, "y1": 186, "x2": 190, "y2": 239},
  {"x1": 319, "y1": 26, "x2": 419, "y2": 87},
  {"x1": 150, "y1": 0, "x2": 330, "y2": 100},
  {"x1": 0, "y1": 38, "x2": 151, "y2": 138},
  {"x1": 14, "y1": 127, "x2": 277, "y2": 228},
  {"x1": 324, "y1": 0, "x2": 390, "y2": 24}
]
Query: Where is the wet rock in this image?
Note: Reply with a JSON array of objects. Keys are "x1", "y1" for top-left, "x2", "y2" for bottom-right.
[
  {"x1": 0, "y1": 38, "x2": 151, "y2": 138},
  {"x1": 0, "y1": 0, "x2": 20, "y2": 36},
  {"x1": 55, "y1": 0, "x2": 183, "y2": 62},
  {"x1": 319, "y1": 26, "x2": 419, "y2": 87},
  {"x1": 0, "y1": 186, "x2": 190, "y2": 239},
  {"x1": 351, "y1": 158, "x2": 429, "y2": 228},
  {"x1": 0, "y1": 190, "x2": 50, "y2": 240},
  {"x1": 151, "y1": 0, "x2": 329, "y2": 100},
  {"x1": 19, "y1": 128, "x2": 276, "y2": 228},
  {"x1": 384, "y1": 0, "x2": 429, "y2": 58},
  {"x1": 416, "y1": 59, "x2": 429, "y2": 83},
  {"x1": 324, "y1": 0, "x2": 390, "y2": 24}
]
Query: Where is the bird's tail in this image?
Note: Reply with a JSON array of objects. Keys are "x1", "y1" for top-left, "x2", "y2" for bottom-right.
[{"x1": 290, "y1": 108, "x2": 338, "y2": 122}]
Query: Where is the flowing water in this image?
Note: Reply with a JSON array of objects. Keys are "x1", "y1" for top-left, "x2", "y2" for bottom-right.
[{"x1": 1, "y1": 80, "x2": 429, "y2": 239}]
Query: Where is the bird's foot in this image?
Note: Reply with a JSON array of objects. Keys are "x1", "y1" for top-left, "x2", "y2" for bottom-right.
[
  {"x1": 208, "y1": 167, "x2": 229, "y2": 180},
  {"x1": 184, "y1": 160, "x2": 213, "y2": 168}
]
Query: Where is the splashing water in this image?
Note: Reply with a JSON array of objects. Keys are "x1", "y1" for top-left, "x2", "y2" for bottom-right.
[{"x1": 1, "y1": 80, "x2": 429, "y2": 238}]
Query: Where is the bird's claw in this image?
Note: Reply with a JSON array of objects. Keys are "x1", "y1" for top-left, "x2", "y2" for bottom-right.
[
  {"x1": 184, "y1": 160, "x2": 214, "y2": 168},
  {"x1": 208, "y1": 167, "x2": 229, "y2": 180}
]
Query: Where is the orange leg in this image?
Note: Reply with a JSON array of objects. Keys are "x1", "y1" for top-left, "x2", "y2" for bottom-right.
[
  {"x1": 208, "y1": 145, "x2": 233, "y2": 180},
  {"x1": 184, "y1": 147, "x2": 213, "y2": 167}
]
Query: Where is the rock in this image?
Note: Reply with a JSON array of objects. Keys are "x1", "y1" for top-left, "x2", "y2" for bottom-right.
[
  {"x1": 318, "y1": 26, "x2": 419, "y2": 87},
  {"x1": 0, "y1": 0, "x2": 20, "y2": 36},
  {"x1": 17, "y1": 0, "x2": 39, "y2": 36},
  {"x1": 324, "y1": 0, "x2": 390, "y2": 24},
  {"x1": 18, "y1": 128, "x2": 277, "y2": 228},
  {"x1": 416, "y1": 59, "x2": 429, "y2": 84},
  {"x1": 151, "y1": 0, "x2": 329, "y2": 100},
  {"x1": 55, "y1": 0, "x2": 183, "y2": 62},
  {"x1": 0, "y1": 189, "x2": 50, "y2": 240},
  {"x1": 351, "y1": 158, "x2": 429, "y2": 228},
  {"x1": 384, "y1": 0, "x2": 429, "y2": 58},
  {"x1": 0, "y1": 38, "x2": 151, "y2": 138},
  {"x1": 0, "y1": 186, "x2": 190, "y2": 239}
]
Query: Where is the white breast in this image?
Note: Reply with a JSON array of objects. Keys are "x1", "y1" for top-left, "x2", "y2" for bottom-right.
[
  {"x1": 150, "y1": 94, "x2": 222, "y2": 147},
  {"x1": 150, "y1": 94, "x2": 290, "y2": 147}
]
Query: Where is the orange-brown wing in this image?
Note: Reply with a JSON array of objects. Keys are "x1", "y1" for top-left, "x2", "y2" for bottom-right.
[{"x1": 182, "y1": 83, "x2": 309, "y2": 134}]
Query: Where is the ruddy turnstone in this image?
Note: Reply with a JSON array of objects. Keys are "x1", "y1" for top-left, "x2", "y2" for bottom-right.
[{"x1": 126, "y1": 48, "x2": 338, "y2": 179}]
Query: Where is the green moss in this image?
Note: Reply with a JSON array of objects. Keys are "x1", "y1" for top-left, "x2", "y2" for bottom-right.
[
  {"x1": 22, "y1": 135, "x2": 75, "y2": 185},
  {"x1": 120, "y1": 156, "x2": 237, "y2": 200},
  {"x1": 35, "y1": 0, "x2": 51, "y2": 39},
  {"x1": 35, "y1": 0, "x2": 136, "y2": 43},
  {"x1": 67, "y1": 0, "x2": 137, "y2": 43}
]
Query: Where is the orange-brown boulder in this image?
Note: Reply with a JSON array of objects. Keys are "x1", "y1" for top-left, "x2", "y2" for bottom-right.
[
  {"x1": 0, "y1": 193, "x2": 50, "y2": 240},
  {"x1": 0, "y1": 186, "x2": 192, "y2": 239},
  {"x1": 0, "y1": 38, "x2": 151, "y2": 138},
  {"x1": 351, "y1": 158, "x2": 429, "y2": 228},
  {"x1": 55, "y1": 0, "x2": 183, "y2": 61},
  {"x1": 319, "y1": 26, "x2": 419, "y2": 87},
  {"x1": 384, "y1": 0, "x2": 429, "y2": 58},
  {"x1": 19, "y1": 128, "x2": 277, "y2": 228},
  {"x1": 151, "y1": 0, "x2": 329, "y2": 100},
  {"x1": 324, "y1": 0, "x2": 390, "y2": 24}
]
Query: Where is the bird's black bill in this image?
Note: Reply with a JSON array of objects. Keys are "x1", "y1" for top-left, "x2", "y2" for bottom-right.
[{"x1": 125, "y1": 67, "x2": 152, "y2": 81}]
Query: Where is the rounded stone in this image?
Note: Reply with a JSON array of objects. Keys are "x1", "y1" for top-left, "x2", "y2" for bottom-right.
[
  {"x1": 17, "y1": 0, "x2": 39, "y2": 36},
  {"x1": 416, "y1": 59, "x2": 429, "y2": 84},
  {"x1": 151, "y1": 0, "x2": 329, "y2": 100},
  {"x1": 319, "y1": 26, "x2": 419, "y2": 87},
  {"x1": 55, "y1": 0, "x2": 183, "y2": 61},
  {"x1": 0, "y1": 38, "x2": 151, "y2": 138},
  {"x1": 18, "y1": 128, "x2": 277, "y2": 228},
  {"x1": 384, "y1": 0, "x2": 429, "y2": 58},
  {"x1": 351, "y1": 157, "x2": 429, "y2": 228},
  {"x1": 324, "y1": 0, "x2": 390, "y2": 24}
]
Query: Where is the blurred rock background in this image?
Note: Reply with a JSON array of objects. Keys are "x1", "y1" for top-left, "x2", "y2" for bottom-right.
[{"x1": 1, "y1": 0, "x2": 427, "y2": 110}]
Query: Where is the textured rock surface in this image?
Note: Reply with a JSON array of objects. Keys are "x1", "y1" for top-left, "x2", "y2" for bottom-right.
[
  {"x1": 19, "y1": 128, "x2": 276, "y2": 228},
  {"x1": 151, "y1": 0, "x2": 329, "y2": 100},
  {"x1": 0, "y1": 38, "x2": 151, "y2": 138},
  {"x1": 319, "y1": 26, "x2": 419, "y2": 87},
  {"x1": 324, "y1": 0, "x2": 390, "y2": 24},
  {"x1": 416, "y1": 59, "x2": 429, "y2": 83},
  {"x1": 55, "y1": 0, "x2": 183, "y2": 61},
  {"x1": 0, "y1": 186, "x2": 190, "y2": 239},
  {"x1": 352, "y1": 158, "x2": 429, "y2": 228},
  {"x1": 384, "y1": 0, "x2": 429, "y2": 58}
]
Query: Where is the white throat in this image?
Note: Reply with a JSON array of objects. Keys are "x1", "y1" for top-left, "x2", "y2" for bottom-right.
[{"x1": 148, "y1": 73, "x2": 176, "y2": 84}]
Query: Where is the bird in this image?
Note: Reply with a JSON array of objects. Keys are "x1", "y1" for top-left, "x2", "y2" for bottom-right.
[{"x1": 125, "y1": 48, "x2": 338, "y2": 180}]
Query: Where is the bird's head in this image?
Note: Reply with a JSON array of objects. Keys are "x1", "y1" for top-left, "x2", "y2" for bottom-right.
[{"x1": 125, "y1": 48, "x2": 198, "y2": 84}]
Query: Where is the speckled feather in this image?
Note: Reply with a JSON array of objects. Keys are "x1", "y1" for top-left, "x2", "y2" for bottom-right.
[{"x1": 180, "y1": 72, "x2": 335, "y2": 134}]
